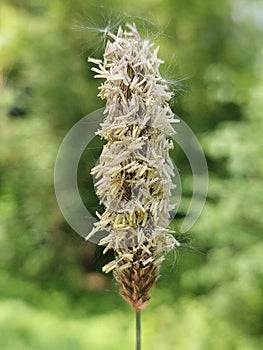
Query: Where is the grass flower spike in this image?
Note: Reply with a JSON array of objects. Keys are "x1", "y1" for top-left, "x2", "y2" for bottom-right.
[{"x1": 87, "y1": 23, "x2": 180, "y2": 311}]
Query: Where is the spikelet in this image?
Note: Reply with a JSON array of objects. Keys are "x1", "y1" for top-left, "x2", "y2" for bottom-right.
[{"x1": 87, "y1": 23, "x2": 180, "y2": 310}]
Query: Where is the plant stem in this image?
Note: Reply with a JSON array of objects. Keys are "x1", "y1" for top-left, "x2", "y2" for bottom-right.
[{"x1": 136, "y1": 310, "x2": 141, "y2": 350}]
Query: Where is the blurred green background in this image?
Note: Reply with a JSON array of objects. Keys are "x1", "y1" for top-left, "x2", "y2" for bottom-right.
[{"x1": 1, "y1": 0, "x2": 263, "y2": 349}]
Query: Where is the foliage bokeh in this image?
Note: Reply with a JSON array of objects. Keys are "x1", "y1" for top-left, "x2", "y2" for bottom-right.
[{"x1": 0, "y1": 0, "x2": 263, "y2": 349}]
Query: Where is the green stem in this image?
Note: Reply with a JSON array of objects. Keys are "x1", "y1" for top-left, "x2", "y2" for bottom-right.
[{"x1": 136, "y1": 310, "x2": 141, "y2": 350}]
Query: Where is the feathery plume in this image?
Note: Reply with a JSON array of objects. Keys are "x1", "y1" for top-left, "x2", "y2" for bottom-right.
[{"x1": 87, "y1": 23, "x2": 180, "y2": 311}]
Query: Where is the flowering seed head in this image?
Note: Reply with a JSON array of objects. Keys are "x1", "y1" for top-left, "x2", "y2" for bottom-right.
[{"x1": 87, "y1": 23, "x2": 180, "y2": 310}]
